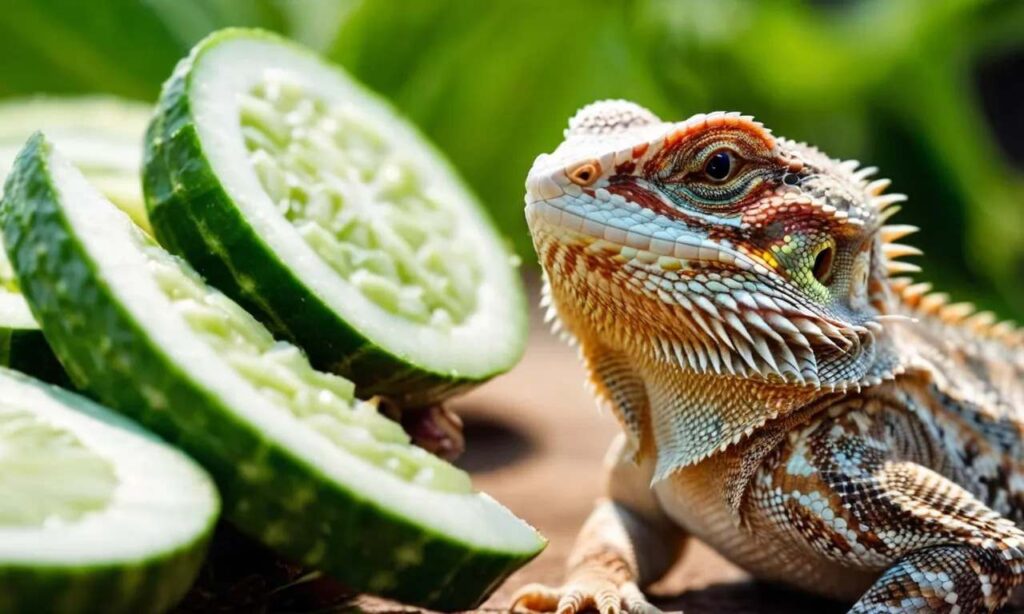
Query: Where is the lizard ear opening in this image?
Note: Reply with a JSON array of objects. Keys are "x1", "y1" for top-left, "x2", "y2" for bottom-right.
[{"x1": 812, "y1": 245, "x2": 835, "y2": 285}]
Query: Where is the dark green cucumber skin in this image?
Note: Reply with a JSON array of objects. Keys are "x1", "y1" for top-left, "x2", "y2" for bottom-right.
[
  {"x1": 143, "y1": 29, "x2": 519, "y2": 407},
  {"x1": 0, "y1": 534, "x2": 210, "y2": 614},
  {"x1": 0, "y1": 327, "x2": 69, "y2": 386},
  {"x1": 2, "y1": 134, "x2": 540, "y2": 611}
]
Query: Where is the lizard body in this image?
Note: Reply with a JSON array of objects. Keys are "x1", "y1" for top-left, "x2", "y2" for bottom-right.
[{"x1": 513, "y1": 101, "x2": 1024, "y2": 613}]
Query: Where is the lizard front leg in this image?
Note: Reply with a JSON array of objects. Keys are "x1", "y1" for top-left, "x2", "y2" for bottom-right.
[
  {"x1": 512, "y1": 435, "x2": 687, "y2": 614},
  {"x1": 845, "y1": 459, "x2": 1024, "y2": 613},
  {"x1": 754, "y1": 408, "x2": 1024, "y2": 613}
]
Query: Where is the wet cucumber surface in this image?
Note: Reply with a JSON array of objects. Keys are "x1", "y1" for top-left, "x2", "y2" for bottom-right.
[
  {"x1": 3, "y1": 133, "x2": 543, "y2": 610},
  {"x1": 145, "y1": 29, "x2": 527, "y2": 405}
]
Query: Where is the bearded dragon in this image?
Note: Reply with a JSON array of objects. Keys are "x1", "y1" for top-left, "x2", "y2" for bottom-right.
[{"x1": 511, "y1": 101, "x2": 1024, "y2": 614}]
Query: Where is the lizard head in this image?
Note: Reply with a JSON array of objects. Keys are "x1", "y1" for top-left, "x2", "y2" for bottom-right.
[{"x1": 526, "y1": 100, "x2": 913, "y2": 391}]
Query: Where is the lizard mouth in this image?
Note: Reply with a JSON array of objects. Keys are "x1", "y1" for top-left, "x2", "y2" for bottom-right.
[{"x1": 525, "y1": 189, "x2": 767, "y2": 277}]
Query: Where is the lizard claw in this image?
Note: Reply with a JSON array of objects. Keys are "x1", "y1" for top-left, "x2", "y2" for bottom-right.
[{"x1": 510, "y1": 578, "x2": 663, "y2": 614}]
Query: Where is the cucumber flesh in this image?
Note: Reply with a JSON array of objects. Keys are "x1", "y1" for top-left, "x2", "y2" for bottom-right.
[
  {"x1": 239, "y1": 78, "x2": 480, "y2": 329},
  {"x1": 139, "y1": 233, "x2": 470, "y2": 493},
  {"x1": 4, "y1": 134, "x2": 544, "y2": 610},
  {"x1": 0, "y1": 394, "x2": 116, "y2": 528},
  {"x1": 0, "y1": 367, "x2": 218, "y2": 614},
  {"x1": 0, "y1": 97, "x2": 154, "y2": 382},
  {"x1": 145, "y1": 29, "x2": 527, "y2": 404}
]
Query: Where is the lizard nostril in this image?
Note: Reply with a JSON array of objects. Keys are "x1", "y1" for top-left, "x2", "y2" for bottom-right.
[{"x1": 568, "y1": 160, "x2": 601, "y2": 186}]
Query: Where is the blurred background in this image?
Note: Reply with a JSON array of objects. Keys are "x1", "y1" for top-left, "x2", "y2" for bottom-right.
[
  {"x1": 1, "y1": 2, "x2": 1021, "y2": 611},
  {"x1": 0, "y1": 0, "x2": 1021, "y2": 318}
]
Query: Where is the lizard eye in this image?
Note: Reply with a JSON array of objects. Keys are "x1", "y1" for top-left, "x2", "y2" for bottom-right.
[
  {"x1": 703, "y1": 149, "x2": 735, "y2": 182},
  {"x1": 568, "y1": 160, "x2": 601, "y2": 186}
]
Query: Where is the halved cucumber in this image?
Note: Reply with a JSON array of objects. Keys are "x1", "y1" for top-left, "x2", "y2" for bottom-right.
[
  {"x1": 0, "y1": 97, "x2": 154, "y2": 382},
  {"x1": 3, "y1": 134, "x2": 544, "y2": 610},
  {"x1": 0, "y1": 367, "x2": 218, "y2": 614},
  {"x1": 144, "y1": 28, "x2": 526, "y2": 405}
]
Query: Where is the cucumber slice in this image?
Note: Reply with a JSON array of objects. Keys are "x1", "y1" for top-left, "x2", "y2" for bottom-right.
[
  {"x1": 0, "y1": 96, "x2": 152, "y2": 232},
  {"x1": 145, "y1": 29, "x2": 526, "y2": 405},
  {"x1": 0, "y1": 367, "x2": 218, "y2": 614},
  {"x1": 0, "y1": 96, "x2": 154, "y2": 382},
  {"x1": 0, "y1": 288, "x2": 65, "y2": 385},
  {"x1": 0, "y1": 246, "x2": 54, "y2": 382},
  {"x1": 3, "y1": 134, "x2": 544, "y2": 610}
]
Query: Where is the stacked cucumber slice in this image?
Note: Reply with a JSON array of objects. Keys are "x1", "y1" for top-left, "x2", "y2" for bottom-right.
[
  {"x1": 145, "y1": 29, "x2": 527, "y2": 405},
  {"x1": 0, "y1": 104, "x2": 218, "y2": 614},
  {"x1": 0, "y1": 368, "x2": 218, "y2": 614},
  {"x1": 0, "y1": 28, "x2": 538, "y2": 611},
  {"x1": 0, "y1": 97, "x2": 153, "y2": 383},
  {"x1": 3, "y1": 130, "x2": 540, "y2": 608}
]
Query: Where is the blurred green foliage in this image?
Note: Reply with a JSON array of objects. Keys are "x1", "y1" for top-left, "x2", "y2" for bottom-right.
[{"x1": 0, "y1": 0, "x2": 1020, "y2": 318}]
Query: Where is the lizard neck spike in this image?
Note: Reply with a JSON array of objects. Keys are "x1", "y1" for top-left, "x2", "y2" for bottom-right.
[
  {"x1": 872, "y1": 192, "x2": 908, "y2": 211},
  {"x1": 879, "y1": 224, "x2": 919, "y2": 243},
  {"x1": 851, "y1": 165, "x2": 879, "y2": 184}
]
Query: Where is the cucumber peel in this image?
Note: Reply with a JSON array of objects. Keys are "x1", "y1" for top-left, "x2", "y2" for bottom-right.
[
  {"x1": 3, "y1": 134, "x2": 544, "y2": 610},
  {"x1": 0, "y1": 367, "x2": 218, "y2": 614},
  {"x1": 145, "y1": 28, "x2": 527, "y2": 405}
]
